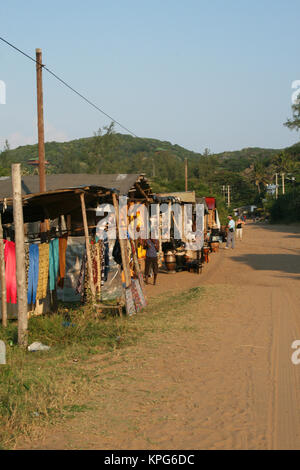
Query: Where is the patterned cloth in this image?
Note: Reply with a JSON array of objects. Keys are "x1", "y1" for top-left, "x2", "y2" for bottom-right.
[
  {"x1": 27, "y1": 244, "x2": 39, "y2": 304},
  {"x1": 49, "y1": 238, "x2": 59, "y2": 291},
  {"x1": 36, "y1": 243, "x2": 49, "y2": 300},
  {"x1": 76, "y1": 252, "x2": 86, "y2": 301}
]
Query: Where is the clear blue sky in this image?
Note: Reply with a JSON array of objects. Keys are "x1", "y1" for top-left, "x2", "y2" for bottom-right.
[{"x1": 0, "y1": 0, "x2": 300, "y2": 153}]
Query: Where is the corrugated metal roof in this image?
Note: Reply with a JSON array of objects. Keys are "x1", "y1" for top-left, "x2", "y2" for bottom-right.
[
  {"x1": 156, "y1": 191, "x2": 196, "y2": 203},
  {"x1": 0, "y1": 173, "x2": 150, "y2": 199}
]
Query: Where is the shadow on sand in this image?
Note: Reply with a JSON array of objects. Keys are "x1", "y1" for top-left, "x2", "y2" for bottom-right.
[{"x1": 231, "y1": 253, "x2": 300, "y2": 278}]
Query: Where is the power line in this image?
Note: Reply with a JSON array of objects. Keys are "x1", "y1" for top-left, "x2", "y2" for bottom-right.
[{"x1": 0, "y1": 36, "x2": 139, "y2": 138}]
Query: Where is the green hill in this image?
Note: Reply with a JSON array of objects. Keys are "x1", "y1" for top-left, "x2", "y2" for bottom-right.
[{"x1": 1, "y1": 129, "x2": 299, "y2": 217}]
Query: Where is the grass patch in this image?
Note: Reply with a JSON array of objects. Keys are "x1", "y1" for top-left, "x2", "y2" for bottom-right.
[{"x1": 0, "y1": 286, "x2": 207, "y2": 449}]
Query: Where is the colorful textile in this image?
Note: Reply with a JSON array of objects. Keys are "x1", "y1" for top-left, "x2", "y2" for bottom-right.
[
  {"x1": 76, "y1": 252, "x2": 86, "y2": 297},
  {"x1": 125, "y1": 287, "x2": 136, "y2": 316},
  {"x1": 57, "y1": 236, "x2": 68, "y2": 289},
  {"x1": 131, "y1": 279, "x2": 143, "y2": 313},
  {"x1": 27, "y1": 244, "x2": 39, "y2": 304},
  {"x1": 133, "y1": 278, "x2": 147, "y2": 308},
  {"x1": 36, "y1": 243, "x2": 49, "y2": 300},
  {"x1": 49, "y1": 238, "x2": 59, "y2": 291},
  {"x1": 3, "y1": 240, "x2": 17, "y2": 304},
  {"x1": 96, "y1": 242, "x2": 101, "y2": 297}
]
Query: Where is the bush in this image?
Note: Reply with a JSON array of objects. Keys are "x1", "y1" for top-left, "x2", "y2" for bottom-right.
[{"x1": 269, "y1": 187, "x2": 300, "y2": 223}]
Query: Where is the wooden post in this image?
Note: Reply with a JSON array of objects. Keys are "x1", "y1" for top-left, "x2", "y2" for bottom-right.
[
  {"x1": 80, "y1": 192, "x2": 96, "y2": 299},
  {"x1": 36, "y1": 48, "x2": 46, "y2": 193},
  {"x1": 185, "y1": 158, "x2": 188, "y2": 192},
  {"x1": 0, "y1": 214, "x2": 7, "y2": 328},
  {"x1": 112, "y1": 193, "x2": 131, "y2": 288},
  {"x1": 12, "y1": 164, "x2": 28, "y2": 347},
  {"x1": 275, "y1": 173, "x2": 278, "y2": 199},
  {"x1": 282, "y1": 173, "x2": 285, "y2": 195}
]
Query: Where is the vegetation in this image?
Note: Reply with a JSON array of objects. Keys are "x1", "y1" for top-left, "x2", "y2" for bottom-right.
[
  {"x1": 0, "y1": 286, "x2": 206, "y2": 449},
  {"x1": 1, "y1": 118, "x2": 300, "y2": 222}
]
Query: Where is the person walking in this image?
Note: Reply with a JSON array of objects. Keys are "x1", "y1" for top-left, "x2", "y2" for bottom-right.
[
  {"x1": 236, "y1": 215, "x2": 244, "y2": 241},
  {"x1": 225, "y1": 215, "x2": 235, "y2": 249},
  {"x1": 144, "y1": 238, "x2": 159, "y2": 285}
]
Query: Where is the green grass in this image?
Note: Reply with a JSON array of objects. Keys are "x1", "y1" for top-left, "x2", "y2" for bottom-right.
[{"x1": 0, "y1": 286, "x2": 207, "y2": 449}]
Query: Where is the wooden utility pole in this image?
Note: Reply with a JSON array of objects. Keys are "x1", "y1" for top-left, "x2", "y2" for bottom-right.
[
  {"x1": 227, "y1": 185, "x2": 231, "y2": 207},
  {"x1": 36, "y1": 48, "x2": 48, "y2": 232},
  {"x1": 185, "y1": 158, "x2": 188, "y2": 192},
  {"x1": 275, "y1": 173, "x2": 278, "y2": 199},
  {"x1": 36, "y1": 48, "x2": 46, "y2": 193},
  {"x1": 282, "y1": 173, "x2": 285, "y2": 195},
  {"x1": 80, "y1": 192, "x2": 96, "y2": 299},
  {"x1": 12, "y1": 164, "x2": 28, "y2": 347},
  {"x1": 0, "y1": 214, "x2": 7, "y2": 328}
]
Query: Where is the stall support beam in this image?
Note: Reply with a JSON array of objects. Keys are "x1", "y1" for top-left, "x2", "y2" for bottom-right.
[
  {"x1": 80, "y1": 192, "x2": 96, "y2": 300},
  {"x1": 12, "y1": 164, "x2": 28, "y2": 347},
  {"x1": 0, "y1": 214, "x2": 7, "y2": 328}
]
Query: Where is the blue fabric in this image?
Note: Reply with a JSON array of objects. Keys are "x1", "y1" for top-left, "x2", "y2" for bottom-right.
[
  {"x1": 49, "y1": 238, "x2": 59, "y2": 291},
  {"x1": 27, "y1": 244, "x2": 39, "y2": 304}
]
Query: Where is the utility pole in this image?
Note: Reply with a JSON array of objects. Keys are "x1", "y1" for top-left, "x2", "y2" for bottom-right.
[
  {"x1": 275, "y1": 173, "x2": 278, "y2": 199},
  {"x1": 185, "y1": 158, "x2": 188, "y2": 192},
  {"x1": 12, "y1": 164, "x2": 28, "y2": 347},
  {"x1": 227, "y1": 185, "x2": 231, "y2": 207},
  {"x1": 282, "y1": 173, "x2": 285, "y2": 195},
  {"x1": 36, "y1": 48, "x2": 46, "y2": 193}
]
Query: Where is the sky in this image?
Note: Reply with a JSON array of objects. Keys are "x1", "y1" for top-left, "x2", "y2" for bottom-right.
[{"x1": 0, "y1": 0, "x2": 300, "y2": 154}]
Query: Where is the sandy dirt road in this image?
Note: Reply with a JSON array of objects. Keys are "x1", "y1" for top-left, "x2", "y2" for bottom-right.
[{"x1": 16, "y1": 223, "x2": 300, "y2": 450}]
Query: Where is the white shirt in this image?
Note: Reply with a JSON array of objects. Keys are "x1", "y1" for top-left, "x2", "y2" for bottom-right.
[{"x1": 228, "y1": 219, "x2": 235, "y2": 231}]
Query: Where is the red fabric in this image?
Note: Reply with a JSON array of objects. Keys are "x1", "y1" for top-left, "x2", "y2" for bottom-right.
[
  {"x1": 205, "y1": 197, "x2": 216, "y2": 210},
  {"x1": 4, "y1": 240, "x2": 17, "y2": 304}
]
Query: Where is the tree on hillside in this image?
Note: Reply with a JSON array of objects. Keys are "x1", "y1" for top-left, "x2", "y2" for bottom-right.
[
  {"x1": 89, "y1": 122, "x2": 117, "y2": 173},
  {"x1": 284, "y1": 92, "x2": 300, "y2": 131},
  {"x1": 272, "y1": 151, "x2": 298, "y2": 176},
  {"x1": 243, "y1": 159, "x2": 272, "y2": 194}
]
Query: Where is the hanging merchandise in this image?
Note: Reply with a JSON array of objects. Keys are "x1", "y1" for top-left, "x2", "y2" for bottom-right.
[
  {"x1": 130, "y1": 279, "x2": 143, "y2": 313},
  {"x1": 27, "y1": 244, "x2": 39, "y2": 304},
  {"x1": 49, "y1": 238, "x2": 59, "y2": 291},
  {"x1": 100, "y1": 240, "x2": 106, "y2": 286},
  {"x1": 112, "y1": 238, "x2": 122, "y2": 266},
  {"x1": 133, "y1": 278, "x2": 147, "y2": 308},
  {"x1": 103, "y1": 233, "x2": 109, "y2": 281},
  {"x1": 57, "y1": 235, "x2": 68, "y2": 289},
  {"x1": 3, "y1": 240, "x2": 17, "y2": 304},
  {"x1": 96, "y1": 242, "x2": 101, "y2": 297},
  {"x1": 125, "y1": 286, "x2": 136, "y2": 316},
  {"x1": 36, "y1": 243, "x2": 49, "y2": 300},
  {"x1": 76, "y1": 252, "x2": 86, "y2": 299}
]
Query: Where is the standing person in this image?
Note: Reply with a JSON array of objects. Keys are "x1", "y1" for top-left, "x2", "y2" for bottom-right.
[
  {"x1": 144, "y1": 238, "x2": 159, "y2": 285},
  {"x1": 236, "y1": 215, "x2": 244, "y2": 241},
  {"x1": 225, "y1": 215, "x2": 235, "y2": 249}
]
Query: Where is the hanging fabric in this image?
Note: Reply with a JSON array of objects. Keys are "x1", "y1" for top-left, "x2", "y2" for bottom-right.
[
  {"x1": 27, "y1": 244, "x2": 39, "y2": 304},
  {"x1": 3, "y1": 240, "x2": 17, "y2": 304},
  {"x1": 49, "y1": 238, "x2": 59, "y2": 291},
  {"x1": 76, "y1": 252, "x2": 86, "y2": 298},
  {"x1": 36, "y1": 243, "x2": 49, "y2": 300},
  {"x1": 57, "y1": 235, "x2": 68, "y2": 289},
  {"x1": 96, "y1": 241, "x2": 101, "y2": 298}
]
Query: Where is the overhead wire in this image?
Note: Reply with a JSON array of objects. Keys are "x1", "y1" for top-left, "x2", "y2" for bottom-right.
[{"x1": 0, "y1": 36, "x2": 139, "y2": 138}]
